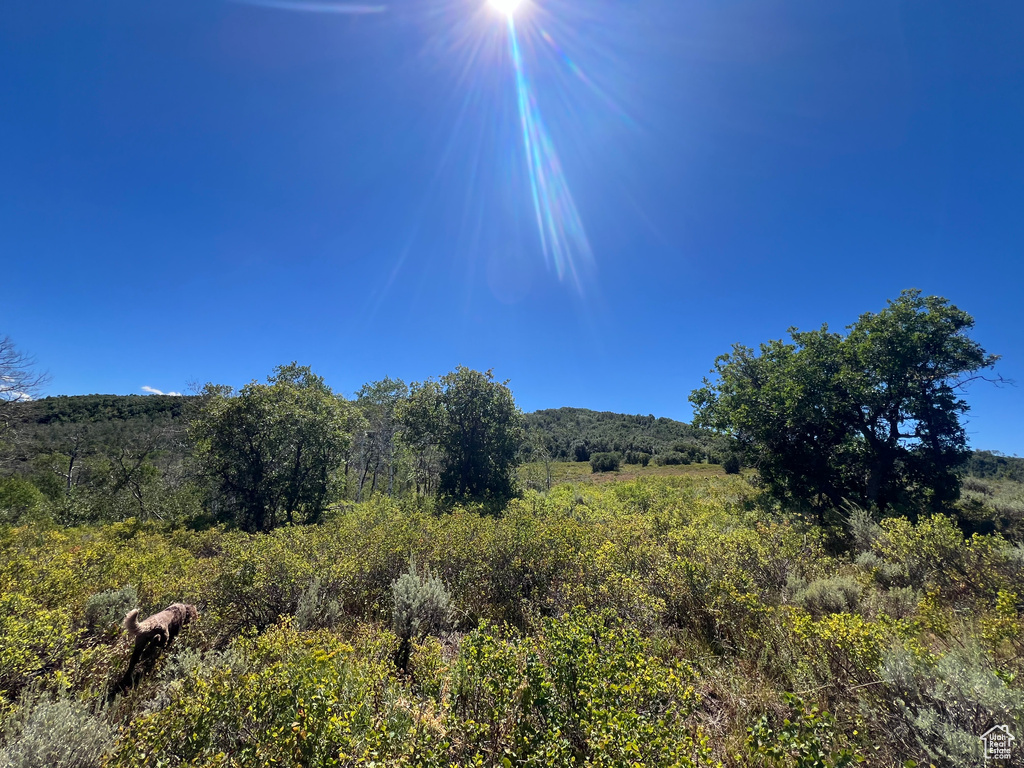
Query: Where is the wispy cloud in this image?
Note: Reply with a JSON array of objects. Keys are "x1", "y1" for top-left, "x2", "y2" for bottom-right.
[
  {"x1": 142, "y1": 386, "x2": 183, "y2": 396},
  {"x1": 230, "y1": 0, "x2": 386, "y2": 14}
]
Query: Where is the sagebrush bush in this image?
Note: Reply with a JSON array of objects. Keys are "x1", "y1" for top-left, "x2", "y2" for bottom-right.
[
  {"x1": 847, "y1": 505, "x2": 882, "y2": 553},
  {"x1": 794, "y1": 575, "x2": 862, "y2": 617},
  {"x1": 865, "y1": 585, "x2": 920, "y2": 619},
  {"x1": 293, "y1": 576, "x2": 342, "y2": 631},
  {"x1": 392, "y1": 560, "x2": 453, "y2": 643},
  {"x1": 876, "y1": 643, "x2": 1024, "y2": 765},
  {"x1": 0, "y1": 689, "x2": 112, "y2": 768},
  {"x1": 82, "y1": 584, "x2": 138, "y2": 635}
]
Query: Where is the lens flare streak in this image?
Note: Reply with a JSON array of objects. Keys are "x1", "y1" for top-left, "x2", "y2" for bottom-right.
[
  {"x1": 230, "y1": 0, "x2": 386, "y2": 14},
  {"x1": 507, "y1": 17, "x2": 592, "y2": 290}
]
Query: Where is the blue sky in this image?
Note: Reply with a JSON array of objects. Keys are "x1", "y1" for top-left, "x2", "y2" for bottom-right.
[{"x1": 2, "y1": 0, "x2": 1022, "y2": 454}]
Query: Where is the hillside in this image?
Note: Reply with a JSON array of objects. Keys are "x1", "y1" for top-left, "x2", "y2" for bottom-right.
[
  {"x1": 5, "y1": 394, "x2": 1020, "y2": 473},
  {"x1": 522, "y1": 406, "x2": 732, "y2": 463},
  {"x1": 3, "y1": 394, "x2": 188, "y2": 472}
]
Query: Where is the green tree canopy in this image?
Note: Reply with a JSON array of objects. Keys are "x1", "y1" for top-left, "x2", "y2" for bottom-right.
[
  {"x1": 190, "y1": 363, "x2": 353, "y2": 531},
  {"x1": 403, "y1": 367, "x2": 523, "y2": 506},
  {"x1": 689, "y1": 290, "x2": 999, "y2": 515}
]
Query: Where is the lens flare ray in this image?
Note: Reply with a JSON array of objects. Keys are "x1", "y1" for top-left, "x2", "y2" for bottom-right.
[
  {"x1": 230, "y1": 0, "x2": 386, "y2": 15},
  {"x1": 506, "y1": 16, "x2": 592, "y2": 291}
]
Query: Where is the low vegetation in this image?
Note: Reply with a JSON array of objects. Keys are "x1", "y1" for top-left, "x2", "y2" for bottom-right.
[{"x1": 0, "y1": 471, "x2": 1022, "y2": 765}]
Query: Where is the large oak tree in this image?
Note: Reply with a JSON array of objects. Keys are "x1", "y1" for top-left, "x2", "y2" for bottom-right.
[
  {"x1": 190, "y1": 364, "x2": 353, "y2": 531},
  {"x1": 690, "y1": 290, "x2": 999, "y2": 515},
  {"x1": 402, "y1": 367, "x2": 523, "y2": 507}
]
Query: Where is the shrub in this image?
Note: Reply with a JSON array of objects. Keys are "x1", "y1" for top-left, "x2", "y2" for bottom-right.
[
  {"x1": 82, "y1": 585, "x2": 138, "y2": 636},
  {"x1": 723, "y1": 455, "x2": 741, "y2": 474},
  {"x1": 0, "y1": 689, "x2": 113, "y2": 768},
  {"x1": 794, "y1": 575, "x2": 862, "y2": 618},
  {"x1": 855, "y1": 551, "x2": 907, "y2": 589},
  {"x1": 0, "y1": 594, "x2": 80, "y2": 699},
  {"x1": 625, "y1": 451, "x2": 651, "y2": 467},
  {"x1": 450, "y1": 609, "x2": 712, "y2": 766},
  {"x1": 293, "y1": 576, "x2": 341, "y2": 631},
  {"x1": 0, "y1": 478, "x2": 45, "y2": 525},
  {"x1": 876, "y1": 643, "x2": 1024, "y2": 765},
  {"x1": 589, "y1": 452, "x2": 622, "y2": 473},
  {"x1": 847, "y1": 506, "x2": 883, "y2": 553},
  {"x1": 748, "y1": 693, "x2": 862, "y2": 767},
  {"x1": 866, "y1": 586, "x2": 920, "y2": 620},
  {"x1": 392, "y1": 560, "x2": 453, "y2": 671},
  {"x1": 656, "y1": 451, "x2": 690, "y2": 466}
]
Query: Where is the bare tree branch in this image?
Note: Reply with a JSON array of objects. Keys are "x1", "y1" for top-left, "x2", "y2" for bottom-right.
[{"x1": 0, "y1": 335, "x2": 50, "y2": 441}]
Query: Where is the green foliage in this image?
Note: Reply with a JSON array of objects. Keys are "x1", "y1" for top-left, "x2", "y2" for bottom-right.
[
  {"x1": 190, "y1": 363, "x2": 353, "y2": 531},
  {"x1": 625, "y1": 450, "x2": 652, "y2": 467},
  {"x1": 0, "y1": 478, "x2": 44, "y2": 525},
  {"x1": 748, "y1": 693, "x2": 862, "y2": 767},
  {"x1": 3, "y1": 472, "x2": 1024, "y2": 766},
  {"x1": 589, "y1": 451, "x2": 622, "y2": 473},
  {"x1": 350, "y1": 377, "x2": 408, "y2": 501},
  {"x1": 403, "y1": 367, "x2": 523, "y2": 506},
  {"x1": 723, "y1": 455, "x2": 741, "y2": 475},
  {"x1": 657, "y1": 451, "x2": 691, "y2": 466},
  {"x1": 0, "y1": 688, "x2": 113, "y2": 768},
  {"x1": 691, "y1": 290, "x2": 998, "y2": 515},
  {"x1": 522, "y1": 407, "x2": 731, "y2": 463},
  {"x1": 82, "y1": 584, "x2": 138, "y2": 635},
  {"x1": 964, "y1": 450, "x2": 1024, "y2": 484},
  {"x1": 0, "y1": 594, "x2": 80, "y2": 700},
  {"x1": 450, "y1": 609, "x2": 712, "y2": 766}
]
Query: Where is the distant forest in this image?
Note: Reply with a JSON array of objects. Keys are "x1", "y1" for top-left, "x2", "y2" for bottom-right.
[
  {"x1": 4, "y1": 395, "x2": 732, "y2": 470},
  {"x1": 6, "y1": 393, "x2": 1019, "y2": 479}
]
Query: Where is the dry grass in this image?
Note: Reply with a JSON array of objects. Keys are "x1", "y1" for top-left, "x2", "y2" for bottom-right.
[{"x1": 519, "y1": 460, "x2": 726, "y2": 490}]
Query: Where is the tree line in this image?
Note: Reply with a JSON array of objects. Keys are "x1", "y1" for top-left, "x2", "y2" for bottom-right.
[{"x1": 0, "y1": 289, "x2": 1016, "y2": 532}]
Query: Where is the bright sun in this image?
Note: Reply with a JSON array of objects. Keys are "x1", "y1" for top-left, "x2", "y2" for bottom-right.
[{"x1": 489, "y1": 0, "x2": 523, "y2": 17}]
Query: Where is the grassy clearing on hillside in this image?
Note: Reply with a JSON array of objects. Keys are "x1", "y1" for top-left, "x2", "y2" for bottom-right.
[
  {"x1": 519, "y1": 460, "x2": 726, "y2": 490},
  {"x1": 1, "y1": 473, "x2": 1023, "y2": 766}
]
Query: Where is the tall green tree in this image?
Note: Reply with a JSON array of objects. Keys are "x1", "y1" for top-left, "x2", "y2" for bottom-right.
[
  {"x1": 690, "y1": 290, "x2": 999, "y2": 515},
  {"x1": 403, "y1": 367, "x2": 523, "y2": 506},
  {"x1": 190, "y1": 364, "x2": 353, "y2": 531}
]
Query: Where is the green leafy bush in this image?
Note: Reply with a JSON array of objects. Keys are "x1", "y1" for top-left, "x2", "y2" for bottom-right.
[
  {"x1": 0, "y1": 478, "x2": 45, "y2": 525},
  {"x1": 625, "y1": 450, "x2": 652, "y2": 467},
  {"x1": 589, "y1": 452, "x2": 622, "y2": 473},
  {"x1": 656, "y1": 451, "x2": 691, "y2": 466},
  {"x1": 748, "y1": 693, "x2": 862, "y2": 767}
]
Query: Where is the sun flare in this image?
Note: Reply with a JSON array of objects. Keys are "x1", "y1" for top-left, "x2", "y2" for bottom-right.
[{"x1": 489, "y1": 0, "x2": 523, "y2": 17}]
